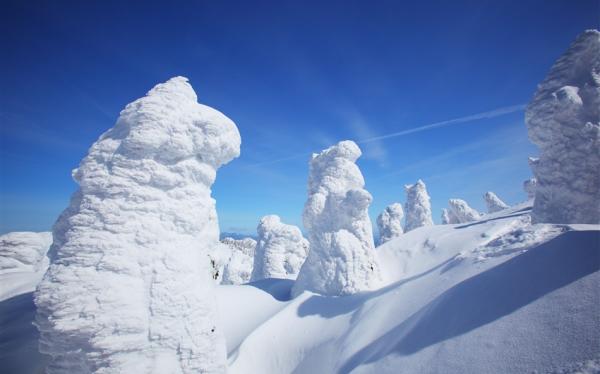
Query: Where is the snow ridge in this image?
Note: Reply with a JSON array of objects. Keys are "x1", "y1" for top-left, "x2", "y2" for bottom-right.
[{"x1": 34, "y1": 77, "x2": 240, "y2": 373}]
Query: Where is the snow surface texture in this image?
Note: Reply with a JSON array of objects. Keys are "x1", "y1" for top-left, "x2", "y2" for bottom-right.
[
  {"x1": 377, "y1": 203, "x2": 404, "y2": 244},
  {"x1": 293, "y1": 140, "x2": 381, "y2": 296},
  {"x1": 221, "y1": 237, "x2": 257, "y2": 285},
  {"x1": 526, "y1": 29, "x2": 600, "y2": 224},
  {"x1": 484, "y1": 192, "x2": 509, "y2": 213},
  {"x1": 0, "y1": 232, "x2": 52, "y2": 274},
  {"x1": 403, "y1": 179, "x2": 433, "y2": 232},
  {"x1": 250, "y1": 215, "x2": 308, "y2": 281},
  {"x1": 33, "y1": 77, "x2": 240, "y2": 374},
  {"x1": 524, "y1": 177, "x2": 537, "y2": 200},
  {"x1": 448, "y1": 198, "x2": 481, "y2": 223}
]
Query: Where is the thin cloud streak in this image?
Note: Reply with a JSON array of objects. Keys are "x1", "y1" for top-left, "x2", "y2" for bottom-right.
[
  {"x1": 357, "y1": 104, "x2": 526, "y2": 144},
  {"x1": 246, "y1": 104, "x2": 526, "y2": 167}
]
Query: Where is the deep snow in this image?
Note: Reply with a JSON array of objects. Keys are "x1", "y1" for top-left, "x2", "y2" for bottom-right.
[{"x1": 3, "y1": 203, "x2": 599, "y2": 373}]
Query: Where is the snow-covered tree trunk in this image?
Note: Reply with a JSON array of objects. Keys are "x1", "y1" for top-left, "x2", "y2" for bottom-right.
[
  {"x1": 251, "y1": 215, "x2": 309, "y2": 281},
  {"x1": 34, "y1": 77, "x2": 239, "y2": 374},
  {"x1": 293, "y1": 141, "x2": 380, "y2": 297},
  {"x1": 526, "y1": 29, "x2": 600, "y2": 224},
  {"x1": 221, "y1": 237, "x2": 257, "y2": 285},
  {"x1": 484, "y1": 191, "x2": 509, "y2": 213},
  {"x1": 403, "y1": 179, "x2": 433, "y2": 232},
  {"x1": 448, "y1": 199, "x2": 480, "y2": 223},
  {"x1": 377, "y1": 203, "x2": 404, "y2": 244}
]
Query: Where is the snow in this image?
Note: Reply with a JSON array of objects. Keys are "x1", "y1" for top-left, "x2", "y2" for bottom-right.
[
  {"x1": 523, "y1": 177, "x2": 537, "y2": 199},
  {"x1": 440, "y1": 208, "x2": 455, "y2": 225},
  {"x1": 221, "y1": 237, "x2": 257, "y2": 285},
  {"x1": 483, "y1": 191, "x2": 509, "y2": 213},
  {"x1": 0, "y1": 232, "x2": 52, "y2": 274},
  {"x1": 33, "y1": 76, "x2": 240, "y2": 373},
  {"x1": 251, "y1": 215, "x2": 309, "y2": 281},
  {"x1": 293, "y1": 140, "x2": 381, "y2": 297},
  {"x1": 376, "y1": 203, "x2": 404, "y2": 244},
  {"x1": 2, "y1": 204, "x2": 599, "y2": 373},
  {"x1": 448, "y1": 198, "x2": 481, "y2": 223},
  {"x1": 526, "y1": 29, "x2": 600, "y2": 224},
  {"x1": 403, "y1": 179, "x2": 434, "y2": 232}
]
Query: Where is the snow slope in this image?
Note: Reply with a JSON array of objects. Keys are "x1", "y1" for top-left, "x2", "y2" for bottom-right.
[
  {"x1": 1, "y1": 203, "x2": 599, "y2": 373},
  {"x1": 228, "y1": 203, "x2": 600, "y2": 373}
]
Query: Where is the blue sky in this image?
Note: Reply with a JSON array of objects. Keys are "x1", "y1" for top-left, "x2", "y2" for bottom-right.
[{"x1": 0, "y1": 0, "x2": 598, "y2": 235}]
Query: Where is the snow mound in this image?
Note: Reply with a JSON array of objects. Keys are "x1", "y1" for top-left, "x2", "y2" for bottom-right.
[
  {"x1": 293, "y1": 140, "x2": 381, "y2": 296},
  {"x1": 221, "y1": 237, "x2": 257, "y2": 285},
  {"x1": 448, "y1": 198, "x2": 481, "y2": 223},
  {"x1": 526, "y1": 29, "x2": 600, "y2": 224},
  {"x1": 484, "y1": 191, "x2": 509, "y2": 213},
  {"x1": 0, "y1": 232, "x2": 52, "y2": 274},
  {"x1": 251, "y1": 215, "x2": 309, "y2": 281},
  {"x1": 34, "y1": 76, "x2": 240, "y2": 373},
  {"x1": 377, "y1": 203, "x2": 404, "y2": 244},
  {"x1": 404, "y1": 180, "x2": 433, "y2": 232}
]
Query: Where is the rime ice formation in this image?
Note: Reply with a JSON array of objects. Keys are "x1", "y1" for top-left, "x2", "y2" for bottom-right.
[
  {"x1": 221, "y1": 237, "x2": 257, "y2": 285},
  {"x1": 448, "y1": 199, "x2": 481, "y2": 223},
  {"x1": 484, "y1": 191, "x2": 509, "y2": 213},
  {"x1": 524, "y1": 178, "x2": 537, "y2": 200},
  {"x1": 440, "y1": 208, "x2": 458, "y2": 225},
  {"x1": 293, "y1": 140, "x2": 380, "y2": 297},
  {"x1": 207, "y1": 242, "x2": 233, "y2": 283},
  {"x1": 377, "y1": 203, "x2": 404, "y2": 244},
  {"x1": 251, "y1": 215, "x2": 309, "y2": 281},
  {"x1": 403, "y1": 179, "x2": 434, "y2": 232},
  {"x1": 0, "y1": 231, "x2": 52, "y2": 273},
  {"x1": 34, "y1": 77, "x2": 240, "y2": 374},
  {"x1": 525, "y1": 30, "x2": 600, "y2": 224}
]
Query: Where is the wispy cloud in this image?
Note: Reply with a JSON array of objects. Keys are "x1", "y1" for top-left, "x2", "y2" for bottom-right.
[
  {"x1": 342, "y1": 110, "x2": 388, "y2": 167},
  {"x1": 357, "y1": 104, "x2": 525, "y2": 144}
]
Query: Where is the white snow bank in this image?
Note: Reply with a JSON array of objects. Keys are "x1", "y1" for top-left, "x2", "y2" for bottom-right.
[
  {"x1": 221, "y1": 237, "x2": 257, "y2": 285},
  {"x1": 448, "y1": 198, "x2": 481, "y2": 223},
  {"x1": 0, "y1": 231, "x2": 51, "y2": 274},
  {"x1": 34, "y1": 76, "x2": 240, "y2": 374},
  {"x1": 484, "y1": 191, "x2": 509, "y2": 213},
  {"x1": 251, "y1": 215, "x2": 308, "y2": 281},
  {"x1": 293, "y1": 140, "x2": 381, "y2": 297},
  {"x1": 377, "y1": 203, "x2": 404, "y2": 244},
  {"x1": 403, "y1": 179, "x2": 433, "y2": 232},
  {"x1": 526, "y1": 29, "x2": 600, "y2": 224}
]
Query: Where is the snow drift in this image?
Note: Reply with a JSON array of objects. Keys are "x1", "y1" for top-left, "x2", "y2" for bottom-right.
[
  {"x1": 251, "y1": 215, "x2": 309, "y2": 281},
  {"x1": 526, "y1": 29, "x2": 600, "y2": 224},
  {"x1": 293, "y1": 140, "x2": 381, "y2": 297},
  {"x1": 377, "y1": 203, "x2": 404, "y2": 244},
  {"x1": 33, "y1": 77, "x2": 240, "y2": 373},
  {"x1": 403, "y1": 180, "x2": 433, "y2": 232}
]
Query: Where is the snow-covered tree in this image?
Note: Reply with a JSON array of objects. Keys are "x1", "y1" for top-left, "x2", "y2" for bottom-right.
[
  {"x1": 251, "y1": 215, "x2": 309, "y2": 281},
  {"x1": 448, "y1": 199, "x2": 480, "y2": 223},
  {"x1": 526, "y1": 29, "x2": 600, "y2": 224},
  {"x1": 293, "y1": 140, "x2": 380, "y2": 297},
  {"x1": 221, "y1": 237, "x2": 257, "y2": 285},
  {"x1": 34, "y1": 77, "x2": 239, "y2": 373},
  {"x1": 403, "y1": 179, "x2": 433, "y2": 232},
  {"x1": 523, "y1": 178, "x2": 537, "y2": 200},
  {"x1": 0, "y1": 231, "x2": 52, "y2": 273},
  {"x1": 484, "y1": 191, "x2": 509, "y2": 213},
  {"x1": 440, "y1": 208, "x2": 457, "y2": 225},
  {"x1": 377, "y1": 203, "x2": 404, "y2": 244}
]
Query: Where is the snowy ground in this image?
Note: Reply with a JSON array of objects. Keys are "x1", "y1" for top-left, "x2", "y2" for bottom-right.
[{"x1": 1, "y1": 203, "x2": 599, "y2": 373}]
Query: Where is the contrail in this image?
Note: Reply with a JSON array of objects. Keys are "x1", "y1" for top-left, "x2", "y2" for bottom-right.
[
  {"x1": 247, "y1": 103, "x2": 526, "y2": 166},
  {"x1": 357, "y1": 104, "x2": 526, "y2": 144}
]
